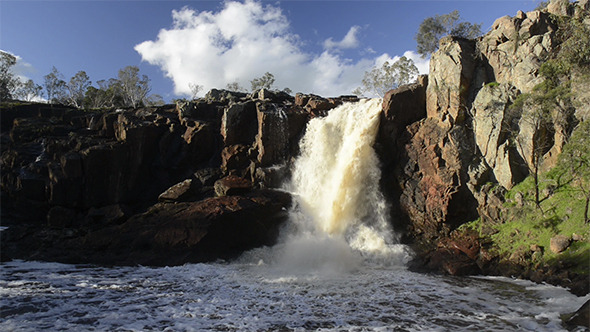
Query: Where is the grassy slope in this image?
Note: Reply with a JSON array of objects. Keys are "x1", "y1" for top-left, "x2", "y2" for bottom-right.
[
  {"x1": 494, "y1": 173, "x2": 589, "y2": 275},
  {"x1": 461, "y1": 121, "x2": 590, "y2": 277}
]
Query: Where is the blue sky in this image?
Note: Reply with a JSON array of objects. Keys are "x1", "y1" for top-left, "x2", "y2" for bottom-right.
[{"x1": 1, "y1": 0, "x2": 542, "y2": 101}]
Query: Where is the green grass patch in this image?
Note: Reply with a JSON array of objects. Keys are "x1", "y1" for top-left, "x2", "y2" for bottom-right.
[{"x1": 484, "y1": 123, "x2": 590, "y2": 275}]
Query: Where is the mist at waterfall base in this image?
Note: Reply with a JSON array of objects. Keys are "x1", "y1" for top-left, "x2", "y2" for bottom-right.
[{"x1": 2, "y1": 99, "x2": 588, "y2": 331}]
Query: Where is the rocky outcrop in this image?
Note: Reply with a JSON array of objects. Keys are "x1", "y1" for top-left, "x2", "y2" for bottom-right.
[
  {"x1": 479, "y1": 10, "x2": 557, "y2": 94},
  {"x1": 426, "y1": 37, "x2": 478, "y2": 123},
  {"x1": 2, "y1": 189, "x2": 291, "y2": 266},
  {"x1": 373, "y1": 0, "x2": 589, "y2": 296},
  {"x1": 1, "y1": 90, "x2": 359, "y2": 266},
  {"x1": 471, "y1": 83, "x2": 525, "y2": 189}
]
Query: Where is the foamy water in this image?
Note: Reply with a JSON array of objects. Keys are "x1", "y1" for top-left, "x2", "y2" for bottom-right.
[{"x1": 1, "y1": 258, "x2": 588, "y2": 331}]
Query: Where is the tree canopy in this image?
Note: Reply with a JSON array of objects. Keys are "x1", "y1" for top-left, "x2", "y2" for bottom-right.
[
  {"x1": 250, "y1": 72, "x2": 275, "y2": 91},
  {"x1": 353, "y1": 56, "x2": 418, "y2": 97},
  {"x1": 1, "y1": 52, "x2": 20, "y2": 101},
  {"x1": 415, "y1": 10, "x2": 482, "y2": 58}
]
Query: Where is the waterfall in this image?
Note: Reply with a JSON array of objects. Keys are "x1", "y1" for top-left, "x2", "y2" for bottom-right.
[{"x1": 278, "y1": 98, "x2": 406, "y2": 271}]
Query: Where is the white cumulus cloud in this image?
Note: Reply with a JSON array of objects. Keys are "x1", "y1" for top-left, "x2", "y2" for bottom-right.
[
  {"x1": 135, "y1": 0, "x2": 428, "y2": 97},
  {"x1": 323, "y1": 26, "x2": 361, "y2": 51}
]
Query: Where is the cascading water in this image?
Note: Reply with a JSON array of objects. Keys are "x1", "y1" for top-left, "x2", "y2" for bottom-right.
[{"x1": 277, "y1": 98, "x2": 409, "y2": 271}]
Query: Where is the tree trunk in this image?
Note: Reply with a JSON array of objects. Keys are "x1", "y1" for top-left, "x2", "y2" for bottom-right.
[
  {"x1": 585, "y1": 196, "x2": 589, "y2": 223},
  {"x1": 534, "y1": 166, "x2": 541, "y2": 209}
]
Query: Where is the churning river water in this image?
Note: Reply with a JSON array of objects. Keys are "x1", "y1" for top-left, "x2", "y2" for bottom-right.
[
  {"x1": 1, "y1": 254, "x2": 588, "y2": 331},
  {"x1": 1, "y1": 99, "x2": 588, "y2": 331}
]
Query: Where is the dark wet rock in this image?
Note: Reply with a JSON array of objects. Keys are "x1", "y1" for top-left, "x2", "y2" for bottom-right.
[
  {"x1": 256, "y1": 88, "x2": 294, "y2": 103},
  {"x1": 214, "y1": 175, "x2": 252, "y2": 197},
  {"x1": 416, "y1": 230, "x2": 482, "y2": 276},
  {"x1": 565, "y1": 300, "x2": 590, "y2": 330},
  {"x1": 194, "y1": 168, "x2": 222, "y2": 187},
  {"x1": 253, "y1": 165, "x2": 289, "y2": 189},
  {"x1": 221, "y1": 144, "x2": 251, "y2": 173},
  {"x1": 2, "y1": 189, "x2": 291, "y2": 266},
  {"x1": 47, "y1": 206, "x2": 77, "y2": 229},
  {"x1": 85, "y1": 204, "x2": 131, "y2": 226},
  {"x1": 221, "y1": 101, "x2": 258, "y2": 146},
  {"x1": 255, "y1": 103, "x2": 289, "y2": 167},
  {"x1": 205, "y1": 88, "x2": 248, "y2": 104}
]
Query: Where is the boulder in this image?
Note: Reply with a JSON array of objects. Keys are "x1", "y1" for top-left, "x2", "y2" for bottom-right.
[
  {"x1": 176, "y1": 100, "x2": 221, "y2": 121},
  {"x1": 423, "y1": 238, "x2": 481, "y2": 276},
  {"x1": 194, "y1": 168, "x2": 222, "y2": 187},
  {"x1": 546, "y1": 0, "x2": 574, "y2": 16},
  {"x1": 205, "y1": 89, "x2": 247, "y2": 104},
  {"x1": 566, "y1": 300, "x2": 590, "y2": 330},
  {"x1": 256, "y1": 89, "x2": 293, "y2": 103},
  {"x1": 158, "y1": 179, "x2": 200, "y2": 202},
  {"x1": 550, "y1": 234, "x2": 571, "y2": 253},
  {"x1": 85, "y1": 204, "x2": 130, "y2": 226},
  {"x1": 214, "y1": 175, "x2": 252, "y2": 197}
]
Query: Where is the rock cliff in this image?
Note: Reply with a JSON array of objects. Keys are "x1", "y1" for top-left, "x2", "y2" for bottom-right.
[{"x1": 376, "y1": 0, "x2": 589, "y2": 295}]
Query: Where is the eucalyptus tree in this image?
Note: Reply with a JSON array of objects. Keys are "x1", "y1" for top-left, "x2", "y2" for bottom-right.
[
  {"x1": 44, "y1": 66, "x2": 67, "y2": 104},
  {"x1": 0, "y1": 51, "x2": 18, "y2": 101},
  {"x1": 189, "y1": 82, "x2": 203, "y2": 99},
  {"x1": 353, "y1": 56, "x2": 418, "y2": 97},
  {"x1": 118, "y1": 66, "x2": 151, "y2": 108},
  {"x1": 13, "y1": 79, "x2": 43, "y2": 101},
  {"x1": 67, "y1": 71, "x2": 91, "y2": 107},
  {"x1": 226, "y1": 81, "x2": 246, "y2": 92},
  {"x1": 250, "y1": 72, "x2": 275, "y2": 91},
  {"x1": 415, "y1": 10, "x2": 482, "y2": 58}
]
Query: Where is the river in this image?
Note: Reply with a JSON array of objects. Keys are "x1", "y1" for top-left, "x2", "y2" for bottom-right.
[{"x1": 1, "y1": 254, "x2": 588, "y2": 331}]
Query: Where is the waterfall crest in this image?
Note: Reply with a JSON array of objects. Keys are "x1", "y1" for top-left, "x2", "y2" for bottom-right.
[{"x1": 283, "y1": 98, "x2": 404, "y2": 265}]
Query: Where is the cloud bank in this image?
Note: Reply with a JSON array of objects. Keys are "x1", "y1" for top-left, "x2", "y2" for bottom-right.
[{"x1": 135, "y1": 0, "x2": 428, "y2": 97}]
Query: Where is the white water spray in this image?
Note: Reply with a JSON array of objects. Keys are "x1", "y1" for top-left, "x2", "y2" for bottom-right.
[{"x1": 280, "y1": 98, "x2": 409, "y2": 270}]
